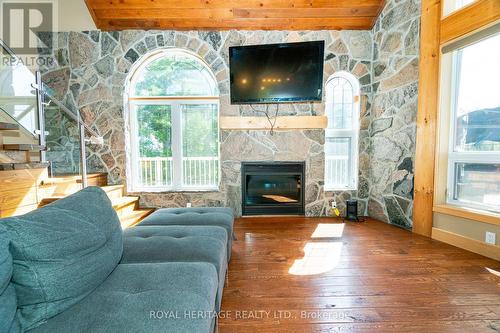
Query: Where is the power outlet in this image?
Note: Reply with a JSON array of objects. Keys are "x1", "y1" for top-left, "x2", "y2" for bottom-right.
[
  {"x1": 186, "y1": 203, "x2": 192, "y2": 208},
  {"x1": 331, "y1": 201, "x2": 337, "y2": 209},
  {"x1": 485, "y1": 232, "x2": 496, "y2": 245}
]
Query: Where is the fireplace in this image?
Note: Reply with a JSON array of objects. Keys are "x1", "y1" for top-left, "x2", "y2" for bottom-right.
[{"x1": 241, "y1": 162, "x2": 305, "y2": 216}]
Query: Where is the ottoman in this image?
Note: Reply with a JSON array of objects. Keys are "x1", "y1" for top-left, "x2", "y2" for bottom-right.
[
  {"x1": 138, "y1": 207, "x2": 235, "y2": 261},
  {"x1": 122, "y1": 225, "x2": 228, "y2": 311}
]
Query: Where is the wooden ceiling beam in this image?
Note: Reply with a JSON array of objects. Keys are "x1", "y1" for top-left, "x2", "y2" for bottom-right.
[
  {"x1": 99, "y1": 17, "x2": 376, "y2": 30},
  {"x1": 86, "y1": 0, "x2": 385, "y2": 30},
  {"x1": 227, "y1": 7, "x2": 380, "y2": 18},
  {"x1": 93, "y1": 7, "x2": 381, "y2": 20},
  {"x1": 87, "y1": 0, "x2": 383, "y2": 10}
]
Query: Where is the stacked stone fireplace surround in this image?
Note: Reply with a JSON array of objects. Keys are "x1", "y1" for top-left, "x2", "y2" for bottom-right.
[{"x1": 37, "y1": 0, "x2": 420, "y2": 228}]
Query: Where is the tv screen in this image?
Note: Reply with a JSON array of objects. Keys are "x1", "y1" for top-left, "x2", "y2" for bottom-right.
[{"x1": 229, "y1": 41, "x2": 325, "y2": 104}]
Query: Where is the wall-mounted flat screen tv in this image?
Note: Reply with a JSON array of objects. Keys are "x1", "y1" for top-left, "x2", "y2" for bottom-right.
[{"x1": 229, "y1": 41, "x2": 325, "y2": 104}]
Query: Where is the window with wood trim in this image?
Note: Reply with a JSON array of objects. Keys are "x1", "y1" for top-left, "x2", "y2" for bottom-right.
[
  {"x1": 324, "y1": 72, "x2": 360, "y2": 191},
  {"x1": 126, "y1": 49, "x2": 220, "y2": 192},
  {"x1": 442, "y1": 0, "x2": 476, "y2": 16},
  {"x1": 445, "y1": 33, "x2": 500, "y2": 212}
]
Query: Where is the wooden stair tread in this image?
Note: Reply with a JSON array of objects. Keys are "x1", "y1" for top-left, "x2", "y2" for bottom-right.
[
  {"x1": 39, "y1": 196, "x2": 65, "y2": 204},
  {"x1": 42, "y1": 173, "x2": 107, "y2": 185},
  {"x1": 0, "y1": 162, "x2": 50, "y2": 171},
  {"x1": 39, "y1": 194, "x2": 138, "y2": 208},
  {"x1": 120, "y1": 209, "x2": 154, "y2": 229},
  {"x1": 111, "y1": 196, "x2": 139, "y2": 209},
  {"x1": 101, "y1": 185, "x2": 124, "y2": 192},
  {"x1": 2, "y1": 144, "x2": 46, "y2": 151},
  {"x1": 0, "y1": 122, "x2": 20, "y2": 130}
]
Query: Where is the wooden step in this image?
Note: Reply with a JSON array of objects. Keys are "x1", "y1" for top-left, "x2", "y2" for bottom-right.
[
  {"x1": 0, "y1": 162, "x2": 50, "y2": 171},
  {"x1": 39, "y1": 194, "x2": 138, "y2": 213},
  {"x1": 0, "y1": 151, "x2": 39, "y2": 164},
  {"x1": 40, "y1": 183, "x2": 123, "y2": 199},
  {"x1": 112, "y1": 196, "x2": 139, "y2": 214},
  {"x1": 40, "y1": 193, "x2": 148, "y2": 228},
  {"x1": 120, "y1": 209, "x2": 154, "y2": 229},
  {"x1": 42, "y1": 173, "x2": 108, "y2": 186},
  {"x1": 101, "y1": 185, "x2": 124, "y2": 199},
  {"x1": 39, "y1": 174, "x2": 109, "y2": 199},
  {"x1": 39, "y1": 196, "x2": 68, "y2": 206},
  {"x1": 0, "y1": 122, "x2": 19, "y2": 131},
  {"x1": 2, "y1": 144, "x2": 46, "y2": 151}
]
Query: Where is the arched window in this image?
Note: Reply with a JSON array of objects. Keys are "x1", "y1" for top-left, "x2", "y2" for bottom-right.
[
  {"x1": 324, "y1": 71, "x2": 360, "y2": 190},
  {"x1": 126, "y1": 49, "x2": 219, "y2": 192}
]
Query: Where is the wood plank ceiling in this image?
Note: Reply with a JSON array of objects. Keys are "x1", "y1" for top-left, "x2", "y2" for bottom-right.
[{"x1": 85, "y1": 0, "x2": 386, "y2": 30}]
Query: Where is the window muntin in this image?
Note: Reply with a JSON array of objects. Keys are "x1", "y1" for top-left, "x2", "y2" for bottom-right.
[
  {"x1": 447, "y1": 34, "x2": 500, "y2": 212},
  {"x1": 328, "y1": 77, "x2": 354, "y2": 130},
  {"x1": 128, "y1": 50, "x2": 220, "y2": 192},
  {"x1": 452, "y1": 163, "x2": 500, "y2": 211},
  {"x1": 131, "y1": 50, "x2": 218, "y2": 97},
  {"x1": 324, "y1": 72, "x2": 360, "y2": 190},
  {"x1": 325, "y1": 137, "x2": 352, "y2": 188}
]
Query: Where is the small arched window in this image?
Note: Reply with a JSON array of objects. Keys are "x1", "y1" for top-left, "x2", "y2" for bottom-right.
[
  {"x1": 324, "y1": 71, "x2": 360, "y2": 190},
  {"x1": 126, "y1": 49, "x2": 220, "y2": 192}
]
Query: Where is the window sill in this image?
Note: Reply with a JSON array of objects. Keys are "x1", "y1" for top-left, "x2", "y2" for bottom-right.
[
  {"x1": 130, "y1": 187, "x2": 220, "y2": 194},
  {"x1": 324, "y1": 187, "x2": 357, "y2": 192},
  {"x1": 433, "y1": 204, "x2": 500, "y2": 226}
]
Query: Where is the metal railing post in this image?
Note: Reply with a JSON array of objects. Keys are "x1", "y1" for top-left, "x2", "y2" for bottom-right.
[
  {"x1": 35, "y1": 71, "x2": 46, "y2": 162},
  {"x1": 79, "y1": 123, "x2": 88, "y2": 188}
]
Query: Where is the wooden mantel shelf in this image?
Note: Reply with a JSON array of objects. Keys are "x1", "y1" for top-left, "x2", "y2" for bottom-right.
[{"x1": 220, "y1": 116, "x2": 328, "y2": 130}]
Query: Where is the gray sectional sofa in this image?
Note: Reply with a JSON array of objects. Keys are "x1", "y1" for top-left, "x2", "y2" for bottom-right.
[{"x1": 0, "y1": 187, "x2": 234, "y2": 333}]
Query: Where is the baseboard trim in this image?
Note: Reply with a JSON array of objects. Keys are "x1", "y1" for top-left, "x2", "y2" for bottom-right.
[{"x1": 432, "y1": 227, "x2": 500, "y2": 261}]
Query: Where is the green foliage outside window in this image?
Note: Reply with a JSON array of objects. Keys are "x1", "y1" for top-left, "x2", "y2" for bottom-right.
[
  {"x1": 137, "y1": 105, "x2": 172, "y2": 158},
  {"x1": 182, "y1": 105, "x2": 218, "y2": 157},
  {"x1": 133, "y1": 54, "x2": 217, "y2": 97}
]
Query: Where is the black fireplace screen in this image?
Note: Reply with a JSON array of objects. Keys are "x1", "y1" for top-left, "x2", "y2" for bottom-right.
[
  {"x1": 242, "y1": 162, "x2": 305, "y2": 215},
  {"x1": 245, "y1": 175, "x2": 301, "y2": 205}
]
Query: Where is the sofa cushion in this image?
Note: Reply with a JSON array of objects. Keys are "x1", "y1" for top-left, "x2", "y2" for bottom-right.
[
  {"x1": 28, "y1": 263, "x2": 218, "y2": 333},
  {"x1": 124, "y1": 225, "x2": 227, "y2": 249},
  {"x1": 0, "y1": 231, "x2": 20, "y2": 333},
  {"x1": 0, "y1": 187, "x2": 123, "y2": 331},
  {"x1": 139, "y1": 208, "x2": 234, "y2": 260},
  {"x1": 160, "y1": 207, "x2": 234, "y2": 217},
  {"x1": 122, "y1": 225, "x2": 227, "y2": 310}
]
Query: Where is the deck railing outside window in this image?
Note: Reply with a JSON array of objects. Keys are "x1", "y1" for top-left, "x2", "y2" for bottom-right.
[
  {"x1": 325, "y1": 155, "x2": 350, "y2": 188},
  {"x1": 139, "y1": 156, "x2": 218, "y2": 188}
]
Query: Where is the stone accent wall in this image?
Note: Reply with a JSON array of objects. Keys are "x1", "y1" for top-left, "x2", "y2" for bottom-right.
[
  {"x1": 38, "y1": 30, "x2": 373, "y2": 217},
  {"x1": 368, "y1": 0, "x2": 421, "y2": 228}
]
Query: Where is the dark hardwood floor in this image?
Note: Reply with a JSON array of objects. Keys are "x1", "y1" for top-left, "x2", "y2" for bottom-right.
[{"x1": 219, "y1": 217, "x2": 500, "y2": 333}]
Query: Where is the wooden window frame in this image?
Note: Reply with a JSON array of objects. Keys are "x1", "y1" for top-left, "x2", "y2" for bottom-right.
[
  {"x1": 128, "y1": 99, "x2": 220, "y2": 193},
  {"x1": 413, "y1": 0, "x2": 500, "y2": 236},
  {"x1": 125, "y1": 49, "x2": 220, "y2": 193},
  {"x1": 324, "y1": 71, "x2": 360, "y2": 191},
  {"x1": 435, "y1": 43, "x2": 500, "y2": 215}
]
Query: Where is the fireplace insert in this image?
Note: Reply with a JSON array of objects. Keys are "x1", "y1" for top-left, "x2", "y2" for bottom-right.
[{"x1": 241, "y1": 162, "x2": 305, "y2": 216}]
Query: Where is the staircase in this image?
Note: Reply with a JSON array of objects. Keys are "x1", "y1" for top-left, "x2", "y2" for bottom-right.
[
  {"x1": 38, "y1": 173, "x2": 154, "y2": 228},
  {"x1": 1, "y1": 121, "x2": 153, "y2": 228},
  {"x1": 0, "y1": 121, "x2": 44, "y2": 165},
  {"x1": 0, "y1": 47, "x2": 153, "y2": 227}
]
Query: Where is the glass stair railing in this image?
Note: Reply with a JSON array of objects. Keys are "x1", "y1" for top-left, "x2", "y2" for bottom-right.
[
  {"x1": 0, "y1": 39, "x2": 103, "y2": 186},
  {"x1": 41, "y1": 86, "x2": 103, "y2": 185},
  {"x1": 0, "y1": 41, "x2": 39, "y2": 142}
]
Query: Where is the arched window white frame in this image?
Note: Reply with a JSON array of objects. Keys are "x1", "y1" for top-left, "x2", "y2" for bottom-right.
[
  {"x1": 125, "y1": 49, "x2": 220, "y2": 192},
  {"x1": 324, "y1": 71, "x2": 360, "y2": 191}
]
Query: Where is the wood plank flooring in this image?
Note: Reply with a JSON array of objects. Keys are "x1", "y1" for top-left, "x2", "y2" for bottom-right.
[{"x1": 219, "y1": 217, "x2": 500, "y2": 332}]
